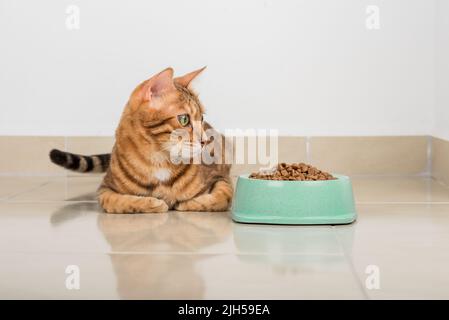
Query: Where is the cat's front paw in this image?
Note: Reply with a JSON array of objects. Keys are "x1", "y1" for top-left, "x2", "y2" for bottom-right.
[
  {"x1": 143, "y1": 198, "x2": 169, "y2": 213},
  {"x1": 174, "y1": 201, "x2": 187, "y2": 211},
  {"x1": 174, "y1": 201, "x2": 196, "y2": 211},
  {"x1": 175, "y1": 199, "x2": 214, "y2": 212}
]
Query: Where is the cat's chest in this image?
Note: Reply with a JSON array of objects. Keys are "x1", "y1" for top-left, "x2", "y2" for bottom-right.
[
  {"x1": 150, "y1": 166, "x2": 203, "y2": 205},
  {"x1": 151, "y1": 168, "x2": 171, "y2": 183}
]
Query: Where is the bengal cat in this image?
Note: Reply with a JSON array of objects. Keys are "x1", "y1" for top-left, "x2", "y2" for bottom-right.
[{"x1": 50, "y1": 67, "x2": 232, "y2": 213}]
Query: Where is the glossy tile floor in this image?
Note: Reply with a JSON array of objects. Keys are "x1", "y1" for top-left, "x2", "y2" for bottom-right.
[{"x1": 1, "y1": 175, "x2": 449, "y2": 299}]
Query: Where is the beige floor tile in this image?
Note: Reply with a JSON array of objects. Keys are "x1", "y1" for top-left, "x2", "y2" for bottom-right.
[
  {"x1": 0, "y1": 136, "x2": 66, "y2": 175},
  {"x1": 351, "y1": 176, "x2": 449, "y2": 203},
  {"x1": 3, "y1": 176, "x2": 449, "y2": 299},
  {"x1": 335, "y1": 204, "x2": 449, "y2": 299},
  {"x1": 9, "y1": 176, "x2": 103, "y2": 202},
  {"x1": 99, "y1": 216, "x2": 341, "y2": 255},
  {"x1": 0, "y1": 177, "x2": 50, "y2": 200},
  {"x1": 232, "y1": 223, "x2": 342, "y2": 255},
  {"x1": 0, "y1": 252, "x2": 363, "y2": 299},
  {"x1": 0, "y1": 253, "x2": 118, "y2": 299},
  {"x1": 0, "y1": 200, "x2": 230, "y2": 254},
  {"x1": 0, "y1": 202, "x2": 110, "y2": 254},
  {"x1": 201, "y1": 254, "x2": 363, "y2": 299},
  {"x1": 231, "y1": 164, "x2": 264, "y2": 176},
  {"x1": 98, "y1": 210, "x2": 234, "y2": 254},
  {"x1": 0, "y1": 202, "x2": 344, "y2": 256},
  {"x1": 66, "y1": 136, "x2": 115, "y2": 155},
  {"x1": 309, "y1": 136, "x2": 428, "y2": 175},
  {"x1": 432, "y1": 137, "x2": 449, "y2": 187}
]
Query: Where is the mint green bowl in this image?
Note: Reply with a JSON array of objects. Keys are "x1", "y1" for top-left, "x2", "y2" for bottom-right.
[{"x1": 232, "y1": 174, "x2": 356, "y2": 225}]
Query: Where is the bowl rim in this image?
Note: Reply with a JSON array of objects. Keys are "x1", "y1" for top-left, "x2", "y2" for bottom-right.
[{"x1": 237, "y1": 173, "x2": 349, "y2": 183}]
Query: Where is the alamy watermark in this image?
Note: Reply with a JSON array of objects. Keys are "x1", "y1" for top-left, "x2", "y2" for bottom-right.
[
  {"x1": 65, "y1": 265, "x2": 80, "y2": 290},
  {"x1": 65, "y1": 5, "x2": 80, "y2": 30},
  {"x1": 365, "y1": 264, "x2": 380, "y2": 290},
  {"x1": 167, "y1": 122, "x2": 279, "y2": 172},
  {"x1": 366, "y1": 5, "x2": 380, "y2": 30}
]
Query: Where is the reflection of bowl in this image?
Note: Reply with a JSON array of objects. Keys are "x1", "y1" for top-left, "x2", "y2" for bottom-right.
[
  {"x1": 231, "y1": 220, "x2": 355, "y2": 267},
  {"x1": 232, "y1": 174, "x2": 356, "y2": 225}
]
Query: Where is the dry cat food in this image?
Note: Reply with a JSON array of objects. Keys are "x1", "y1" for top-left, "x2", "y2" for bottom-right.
[{"x1": 249, "y1": 163, "x2": 336, "y2": 181}]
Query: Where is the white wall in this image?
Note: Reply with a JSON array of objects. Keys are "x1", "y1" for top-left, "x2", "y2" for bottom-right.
[
  {"x1": 435, "y1": 0, "x2": 449, "y2": 141},
  {"x1": 0, "y1": 0, "x2": 436, "y2": 136}
]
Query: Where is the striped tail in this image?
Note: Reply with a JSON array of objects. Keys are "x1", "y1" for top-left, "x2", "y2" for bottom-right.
[{"x1": 49, "y1": 149, "x2": 110, "y2": 173}]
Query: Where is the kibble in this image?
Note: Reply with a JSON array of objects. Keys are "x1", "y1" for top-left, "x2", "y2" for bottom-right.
[{"x1": 249, "y1": 163, "x2": 336, "y2": 181}]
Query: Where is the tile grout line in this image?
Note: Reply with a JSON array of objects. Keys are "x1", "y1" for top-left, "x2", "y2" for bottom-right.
[
  {"x1": 426, "y1": 135, "x2": 433, "y2": 177},
  {"x1": 0, "y1": 173, "x2": 67, "y2": 177},
  {"x1": 332, "y1": 226, "x2": 370, "y2": 300},
  {"x1": 4, "y1": 200, "x2": 98, "y2": 204},
  {"x1": 4, "y1": 181, "x2": 53, "y2": 202},
  {"x1": 64, "y1": 136, "x2": 68, "y2": 200},
  {"x1": 305, "y1": 136, "x2": 311, "y2": 163},
  {"x1": 349, "y1": 173, "x2": 432, "y2": 178},
  {"x1": 64, "y1": 135, "x2": 68, "y2": 180}
]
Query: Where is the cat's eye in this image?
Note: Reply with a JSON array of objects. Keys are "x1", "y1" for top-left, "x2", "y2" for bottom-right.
[{"x1": 177, "y1": 114, "x2": 190, "y2": 127}]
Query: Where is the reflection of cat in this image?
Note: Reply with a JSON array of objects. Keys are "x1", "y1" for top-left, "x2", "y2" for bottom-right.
[
  {"x1": 97, "y1": 211, "x2": 231, "y2": 299},
  {"x1": 50, "y1": 203, "x2": 231, "y2": 299}
]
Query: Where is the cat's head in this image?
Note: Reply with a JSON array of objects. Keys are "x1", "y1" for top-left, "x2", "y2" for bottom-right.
[{"x1": 125, "y1": 67, "x2": 210, "y2": 162}]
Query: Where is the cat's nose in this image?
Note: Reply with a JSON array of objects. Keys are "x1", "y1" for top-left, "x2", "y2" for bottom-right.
[{"x1": 200, "y1": 133, "x2": 209, "y2": 146}]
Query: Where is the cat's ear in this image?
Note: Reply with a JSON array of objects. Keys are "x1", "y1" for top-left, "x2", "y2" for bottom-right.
[
  {"x1": 174, "y1": 66, "x2": 206, "y2": 88},
  {"x1": 142, "y1": 67, "x2": 175, "y2": 101}
]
